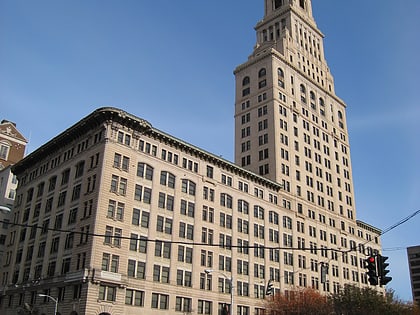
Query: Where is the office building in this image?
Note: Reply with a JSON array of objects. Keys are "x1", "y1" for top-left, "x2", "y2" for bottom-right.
[
  {"x1": 407, "y1": 246, "x2": 420, "y2": 305},
  {"x1": 1, "y1": 1, "x2": 383, "y2": 314}
]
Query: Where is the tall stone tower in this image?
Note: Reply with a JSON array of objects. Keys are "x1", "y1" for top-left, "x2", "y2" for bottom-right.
[{"x1": 234, "y1": 0, "x2": 356, "y2": 222}]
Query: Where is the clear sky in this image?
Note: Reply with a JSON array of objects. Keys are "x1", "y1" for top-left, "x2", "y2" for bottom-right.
[{"x1": 1, "y1": 0, "x2": 419, "y2": 302}]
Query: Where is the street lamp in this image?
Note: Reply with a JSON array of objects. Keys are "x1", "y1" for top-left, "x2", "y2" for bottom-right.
[
  {"x1": 204, "y1": 269, "x2": 233, "y2": 315},
  {"x1": 38, "y1": 294, "x2": 58, "y2": 315}
]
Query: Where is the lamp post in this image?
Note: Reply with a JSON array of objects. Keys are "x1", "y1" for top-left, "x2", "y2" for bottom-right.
[
  {"x1": 204, "y1": 269, "x2": 233, "y2": 315},
  {"x1": 38, "y1": 294, "x2": 58, "y2": 315}
]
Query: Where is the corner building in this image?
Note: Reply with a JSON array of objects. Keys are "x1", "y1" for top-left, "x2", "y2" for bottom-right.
[{"x1": 1, "y1": 2, "x2": 383, "y2": 315}]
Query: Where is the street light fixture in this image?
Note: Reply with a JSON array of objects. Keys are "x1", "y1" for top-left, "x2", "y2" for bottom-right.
[
  {"x1": 0, "y1": 205, "x2": 12, "y2": 213},
  {"x1": 204, "y1": 269, "x2": 234, "y2": 315},
  {"x1": 38, "y1": 294, "x2": 58, "y2": 315}
]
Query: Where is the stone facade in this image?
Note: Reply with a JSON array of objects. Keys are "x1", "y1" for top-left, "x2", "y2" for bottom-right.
[{"x1": 0, "y1": 1, "x2": 383, "y2": 314}]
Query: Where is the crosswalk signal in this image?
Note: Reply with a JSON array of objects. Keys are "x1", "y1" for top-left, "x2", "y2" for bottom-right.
[
  {"x1": 377, "y1": 254, "x2": 392, "y2": 286},
  {"x1": 365, "y1": 256, "x2": 378, "y2": 286},
  {"x1": 265, "y1": 280, "x2": 274, "y2": 296}
]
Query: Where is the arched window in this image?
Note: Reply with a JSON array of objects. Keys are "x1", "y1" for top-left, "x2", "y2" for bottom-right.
[
  {"x1": 242, "y1": 76, "x2": 250, "y2": 86},
  {"x1": 277, "y1": 68, "x2": 284, "y2": 77},
  {"x1": 300, "y1": 84, "x2": 306, "y2": 94},
  {"x1": 310, "y1": 91, "x2": 315, "y2": 100},
  {"x1": 338, "y1": 111, "x2": 343, "y2": 119},
  {"x1": 319, "y1": 97, "x2": 325, "y2": 106},
  {"x1": 258, "y1": 68, "x2": 266, "y2": 78}
]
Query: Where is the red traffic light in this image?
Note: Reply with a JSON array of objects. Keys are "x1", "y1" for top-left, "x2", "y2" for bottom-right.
[{"x1": 368, "y1": 256, "x2": 375, "y2": 263}]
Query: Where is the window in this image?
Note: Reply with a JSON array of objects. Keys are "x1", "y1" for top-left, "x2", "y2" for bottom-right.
[
  {"x1": 125, "y1": 289, "x2": 145, "y2": 306},
  {"x1": 127, "y1": 259, "x2": 146, "y2": 279},
  {"x1": 237, "y1": 200, "x2": 249, "y2": 214},
  {"x1": 71, "y1": 184, "x2": 81, "y2": 201},
  {"x1": 100, "y1": 253, "x2": 119, "y2": 273},
  {"x1": 160, "y1": 171, "x2": 175, "y2": 188},
  {"x1": 197, "y1": 300, "x2": 212, "y2": 314},
  {"x1": 158, "y1": 192, "x2": 174, "y2": 211},
  {"x1": 182, "y1": 158, "x2": 198, "y2": 172},
  {"x1": 134, "y1": 184, "x2": 152, "y2": 204},
  {"x1": 113, "y1": 153, "x2": 129, "y2": 171},
  {"x1": 48, "y1": 176, "x2": 57, "y2": 192},
  {"x1": 175, "y1": 296, "x2": 192, "y2": 312},
  {"x1": 153, "y1": 264, "x2": 170, "y2": 283},
  {"x1": 155, "y1": 241, "x2": 171, "y2": 259},
  {"x1": 104, "y1": 226, "x2": 122, "y2": 247},
  {"x1": 107, "y1": 200, "x2": 124, "y2": 221},
  {"x1": 50, "y1": 237, "x2": 60, "y2": 254},
  {"x1": 75, "y1": 161, "x2": 85, "y2": 178},
  {"x1": 61, "y1": 169, "x2": 70, "y2": 185},
  {"x1": 181, "y1": 179, "x2": 196, "y2": 196},
  {"x1": 203, "y1": 186, "x2": 215, "y2": 201},
  {"x1": 56, "y1": 190, "x2": 67, "y2": 208},
  {"x1": 221, "y1": 174, "x2": 232, "y2": 186},
  {"x1": 179, "y1": 222, "x2": 194, "y2": 240},
  {"x1": 151, "y1": 293, "x2": 169, "y2": 310},
  {"x1": 180, "y1": 200, "x2": 195, "y2": 218},
  {"x1": 68, "y1": 207, "x2": 78, "y2": 225},
  {"x1": 156, "y1": 216, "x2": 172, "y2": 234},
  {"x1": 98, "y1": 285, "x2": 117, "y2": 302},
  {"x1": 206, "y1": 166, "x2": 214, "y2": 178},
  {"x1": 0, "y1": 142, "x2": 10, "y2": 160},
  {"x1": 137, "y1": 162, "x2": 153, "y2": 180},
  {"x1": 220, "y1": 193, "x2": 233, "y2": 208},
  {"x1": 177, "y1": 245, "x2": 193, "y2": 264},
  {"x1": 131, "y1": 208, "x2": 149, "y2": 228},
  {"x1": 110, "y1": 175, "x2": 127, "y2": 195},
  {"x1": 64, "y1": 232, "x2": 74, "y2": 249}
]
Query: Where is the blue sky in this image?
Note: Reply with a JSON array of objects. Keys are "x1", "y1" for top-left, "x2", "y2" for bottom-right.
[{"x1": 1, "y1": 0, "x2": 419, "y2": 302}]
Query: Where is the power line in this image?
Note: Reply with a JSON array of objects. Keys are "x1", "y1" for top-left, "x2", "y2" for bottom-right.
[{"x1": 1, "y1": 209, "x2": 418, "y2": 253}]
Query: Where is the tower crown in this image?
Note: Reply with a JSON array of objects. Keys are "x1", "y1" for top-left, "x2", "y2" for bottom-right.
[{"x1": 264, "y1": 0, "x2": 314, "y2": 21}]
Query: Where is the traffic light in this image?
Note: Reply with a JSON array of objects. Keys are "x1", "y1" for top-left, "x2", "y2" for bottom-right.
[
  {"x1": 377, "y1": 254, "x2": 392, "y2": 286},
  {"x1": 265, "y1": 280, "x2": 274, "y2": 296},
  {"x1": 365, "y1": 256, "x2": 378, "y2": 286}
]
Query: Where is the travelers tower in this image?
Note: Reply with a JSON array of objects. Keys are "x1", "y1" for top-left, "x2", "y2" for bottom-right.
[{"x1": 234, "y1": 0, "x2": 356, "y2": 222}]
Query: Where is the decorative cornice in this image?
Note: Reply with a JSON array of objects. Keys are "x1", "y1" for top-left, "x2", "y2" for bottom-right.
[{"x1": 12, "y1": 107, "x2": 282, "y2": 191}]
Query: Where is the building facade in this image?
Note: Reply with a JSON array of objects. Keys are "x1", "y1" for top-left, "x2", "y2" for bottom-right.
[
  {"x1": 0, "y1": 1, "x2": 383, "y2": 315},
  {"x1": 0, "y1": 166, "x2": 19, "y2": 257},
  {"x1": 1, "y1": 107, "x2": 381, "y2": 315},
  {"x1": 0, "y1": 120, "x2": 27, "y2": 171},
  {"x1": 407, "y1": 246, "x2": 420, "y2": 305},
  {"x1": 0, "y1": 120, "x2": 27, "y2": 272}
]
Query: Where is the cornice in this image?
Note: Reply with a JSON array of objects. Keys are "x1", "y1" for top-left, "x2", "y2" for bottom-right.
[{"x1": 12, "y1": 107, "x2": 282, "y2": 192}]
